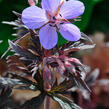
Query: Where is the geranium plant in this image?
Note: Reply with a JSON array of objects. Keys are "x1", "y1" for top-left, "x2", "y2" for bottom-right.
[{"x1": 0, "y1": 0, "x2": 96, "y2": 109}]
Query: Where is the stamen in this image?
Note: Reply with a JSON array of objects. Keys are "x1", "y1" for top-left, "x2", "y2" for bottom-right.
[
  {"x1": 55, "y1": 0, "x2": 65, "y2": 16},
  {"x1": 49, "y1": 24, "x2": 56, "y2": 27},
  {"x1": 53, "y1": 16, "x2": 56, "y2": 20},
  {"x1": 59, "y1": 18, "x2": 69, "y2": 23},
  {"x1": 51, "y1": 21, "x2": 55, "y2": 23},
  {"x1": 46, "y1": 10, "x2": 53, "y2": 20},
  {"x1": 60, "y1": 22, "x2": 64, "y2": 25},
  {"x1": 74, "y1": 19, "x2": 81, "y2": 21},
  {"x1": 36, "y1": 21, "x2": 50, "y2": 30},
  {"x1": 49, "y1": 24, "x2": 53, "y2": 27},
  {"x1": 59, "y1": 14, "x2": 62, "y2": 17}
]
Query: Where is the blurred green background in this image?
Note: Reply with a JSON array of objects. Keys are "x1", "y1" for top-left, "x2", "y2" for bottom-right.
[{"x1": 0, "y1": 0, "x2": 109, "y2": 55}]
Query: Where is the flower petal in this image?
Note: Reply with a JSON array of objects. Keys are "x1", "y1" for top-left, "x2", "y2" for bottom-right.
[
  {"x1": 41, "y1": 0, "x2": 61, "y2": 13},
  {"x1": 39, "y1": 24, "x2": 58, "y2": 49},
  {"x1": 59, "y1": 23, "x2": 81, "y2": 41},
  {"x1": 59, "y1": 0, "x2": 85, "y2": 19},
  {"x1": 22, "y1": 6, "x2": 48, "y2": 29}
]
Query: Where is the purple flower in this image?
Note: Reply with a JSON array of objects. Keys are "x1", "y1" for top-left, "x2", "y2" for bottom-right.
[{"x1": 22, "y1": 0, "x2": 85, "y2": 49}]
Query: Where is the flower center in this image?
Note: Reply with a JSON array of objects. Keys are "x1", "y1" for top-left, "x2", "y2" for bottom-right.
[
  {"x1": 49, "y1": 14, "x2": 64, "y2": 27},
  {"x1": 48, "y1": 15, "x2": 58, "y2": 27},
  {"x1": 52, "y1": 16, "x2": 56, "y2": 20},
  {"x1": 45, "y1": 0, "x2": 67, "y2": 28}
]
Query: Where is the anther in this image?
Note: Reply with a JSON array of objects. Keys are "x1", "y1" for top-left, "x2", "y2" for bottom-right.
[
  {"x1": 60, "y1": 22, "x2": 64, "y2": 24},
  {"x1": 49, "y1": 24, "x2": 53, "y2": 27},
  {"x1": 59, "y1": 14, "x2": 62, "y2": 17},
  {"x1": 53, "y1": 16, "x2": 56, "y2": 20}
]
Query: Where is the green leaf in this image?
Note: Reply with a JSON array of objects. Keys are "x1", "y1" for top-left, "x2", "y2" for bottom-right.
[{"x1": 52, "y1": 95, "x2": 81, "y2": 109}]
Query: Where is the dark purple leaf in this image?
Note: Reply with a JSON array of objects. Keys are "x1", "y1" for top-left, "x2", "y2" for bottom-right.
[
  {"x1": 0, "y1": 76, "x2": 23, "y2": 87},
  {"x1": 52, "y1": 94, "x2": 81, "y2": 109},
  {"x1": 86, "y1": 69, "x2": 99, "y2": 86},
  {"x1": 9, "y1": 40, "x2": 40, "y2": 61},
  {"x1": 0, "y1": 87, "x2": 12, "y2": 107},
  {"x1": 50, "y1": 79, "x2": 74, "y2": 94},
  {"x1": 29, "y1": 30, "x2": 42, "y2": 55},
  {"x1": 12, "y1": 11, "x2": 21, "y2": 19},
  {"x1": 81, "y1": 32, "x2": 93, "y2": 43},
  {"x1": 21, "y1": 93, "x2": 45, "y2": 109}
]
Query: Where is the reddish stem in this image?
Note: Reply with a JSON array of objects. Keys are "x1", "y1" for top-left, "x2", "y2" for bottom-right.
[{"x1": 44, "y1": 96, "x2": 50, "y2": 109}]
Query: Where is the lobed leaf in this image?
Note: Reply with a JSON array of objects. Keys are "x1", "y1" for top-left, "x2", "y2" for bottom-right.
[
  {"x1": 0, "y1": 76, "x2": 23, "y2": 88},
  {"x1": 9, "y1": 40, "x2": 40, "y2": 61},
  {"x1": 7, "y1": 55, "x2": 28, "y2": 74},
  {"x1": 64, "y1": 43, "x2": 96, "y2": 54},
  {"x1": 81, "y1": 32, "x2": 93, "y2": 43},
  {"x1": 50, "y1": 80, "x2": 74, "y2": 94},
  {"x1": 0, "y1": 73, "x2": 38, "y2": 91}
]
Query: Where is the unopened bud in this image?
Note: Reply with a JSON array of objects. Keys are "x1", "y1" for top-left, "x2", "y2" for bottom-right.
[{"x1": 28, "y1": 0, "x2": 38, "y2": 6}]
